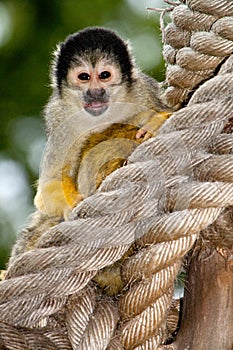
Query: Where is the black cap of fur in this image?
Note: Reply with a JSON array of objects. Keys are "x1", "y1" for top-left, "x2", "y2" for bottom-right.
[{"x1": 54, "y1": 27, "x2": 134, "y2": 91}]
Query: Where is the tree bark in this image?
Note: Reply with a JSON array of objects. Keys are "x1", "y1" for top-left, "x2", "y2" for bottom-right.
[{"x1": 174, "y1": 248, "x2": 233, "y2": 350}]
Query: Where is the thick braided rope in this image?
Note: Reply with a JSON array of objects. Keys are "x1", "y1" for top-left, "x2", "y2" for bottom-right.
[
  {"x1": 0, "y1": 1, "x2": 233, "y2": 349},
  {"x1": 163, "y1": 0, "x2": 233, "y2": 106}
]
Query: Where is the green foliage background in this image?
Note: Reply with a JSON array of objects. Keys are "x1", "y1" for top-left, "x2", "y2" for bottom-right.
[{"x1": 0, "y1": 0, "x2": 166, "y2": 268}]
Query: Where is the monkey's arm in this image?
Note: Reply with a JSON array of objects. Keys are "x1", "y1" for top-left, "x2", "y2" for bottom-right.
[{"x1": 135, "y1": 110, "x2": 171, "y2": 140}]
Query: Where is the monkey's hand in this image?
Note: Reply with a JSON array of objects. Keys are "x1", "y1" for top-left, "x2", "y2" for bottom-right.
[
  {"x1": 136, "y1": 111, "x2": 171, "y2": 141},
  {"x1": 34, "y1": 175, "x2": 83, "y2": 220}
]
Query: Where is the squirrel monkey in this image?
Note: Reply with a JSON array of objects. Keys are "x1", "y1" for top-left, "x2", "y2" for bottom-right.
[{"x1": 34, "y1": 27, "x2": 171, "y2": 220}]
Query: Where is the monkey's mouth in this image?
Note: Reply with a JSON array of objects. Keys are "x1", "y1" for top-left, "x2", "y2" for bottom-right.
[{"x1": 84, "y1": 101, "x2": 109, "y2": 116}]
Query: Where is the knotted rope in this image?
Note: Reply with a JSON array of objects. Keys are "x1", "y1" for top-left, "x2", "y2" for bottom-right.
[{"x1": 0, "y1": 0, "x2": 233, "y2": 348}]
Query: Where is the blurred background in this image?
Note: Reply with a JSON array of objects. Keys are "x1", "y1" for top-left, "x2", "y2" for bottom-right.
[{"x1": 0, "y1": 0, "x2": 168, "y2": 269}]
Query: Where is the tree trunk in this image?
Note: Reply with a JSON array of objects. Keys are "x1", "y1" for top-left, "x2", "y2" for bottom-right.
[{"x1": 174, "y1": 248, "x2": 233, "y2": 350}]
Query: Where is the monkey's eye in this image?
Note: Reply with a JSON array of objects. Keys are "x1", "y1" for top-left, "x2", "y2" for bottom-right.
[
  {"x1": 99, "y1": 71, "x2": 111, "y2": 80},
  {"x1": 78, "y1": 72, "x2": 90, "y2": 81}
]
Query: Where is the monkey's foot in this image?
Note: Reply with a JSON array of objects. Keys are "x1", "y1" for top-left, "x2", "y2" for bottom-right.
[
  {"x1": 136, "y1": 111, "x2": 172, "y2": 141},
  {"x1": 34, "y1": 179, "x2": 83, "y2": 220}
]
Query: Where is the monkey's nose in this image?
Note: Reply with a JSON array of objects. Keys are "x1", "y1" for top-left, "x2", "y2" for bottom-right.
[{"x1": 87, "y1": 88, "x2": 105, "y2": 99}]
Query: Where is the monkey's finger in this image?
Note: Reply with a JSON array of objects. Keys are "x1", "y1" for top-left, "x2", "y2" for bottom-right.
[
  {"x1": 143, "y1": 131, "x2": 153, "y2": 141},
  {"x1": 135, "y1": 128, "x2": 147, "y2": 139},
  {"x1": 136, "y1": 128, "x2": 154, "y2": 141}
]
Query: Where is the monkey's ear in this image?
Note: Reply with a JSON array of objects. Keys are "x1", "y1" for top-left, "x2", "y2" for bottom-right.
[
  {"x1": 53, "y1": 43, "x2": 62, "y2": 61},
  {"x1": 124, "y1": 39, "x2": 141, "y2": 78},
  {"x1": 50, "y1": 43, "x2": 62, "y2": 89},
  {"x1": 124, "y1": 38, "x2": 132, "y2": 54}
]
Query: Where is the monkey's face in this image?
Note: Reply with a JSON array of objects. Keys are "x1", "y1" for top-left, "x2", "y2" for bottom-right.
[{"x1": 66, "y1": 58, "x2": 123, "y2": 117}]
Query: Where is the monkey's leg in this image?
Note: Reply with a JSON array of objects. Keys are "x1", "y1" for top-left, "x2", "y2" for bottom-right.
[
  {"x1": 9, "y1": 210, "x2": 61, "y2": 262},
  {"x1": 136, "y1": 111, "x2": 172, "y2": 140}
]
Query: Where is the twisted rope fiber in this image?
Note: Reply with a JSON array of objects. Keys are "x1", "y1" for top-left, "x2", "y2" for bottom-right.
[{"x1": 0, "y1": 1, "x2": 233, "y2": 349}]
